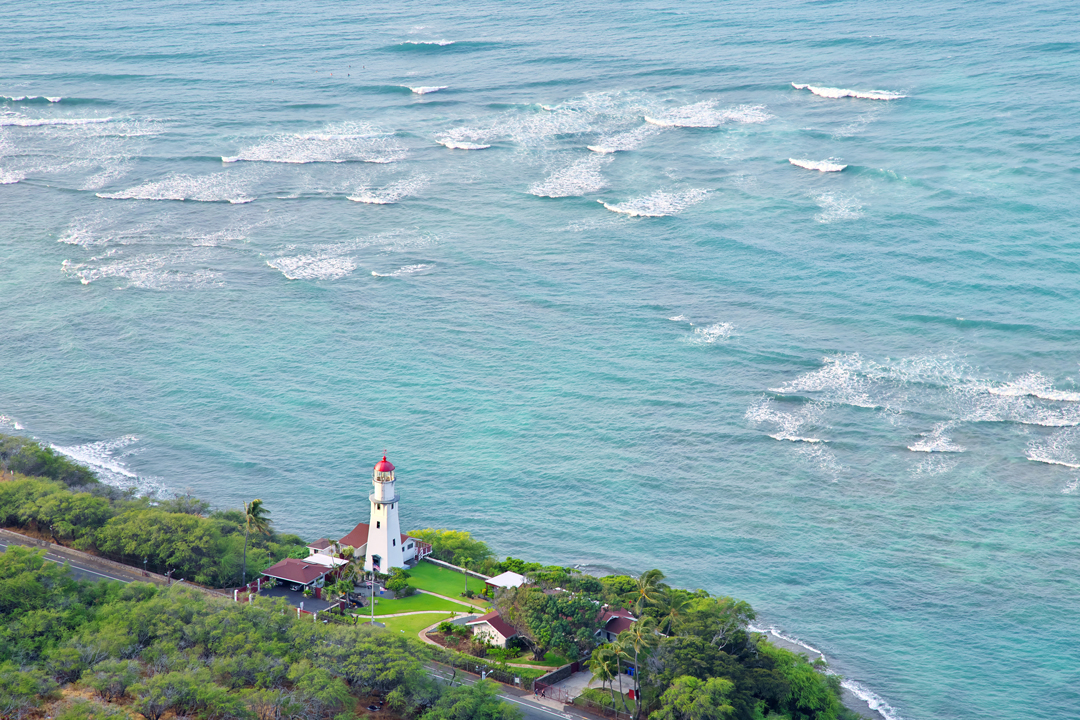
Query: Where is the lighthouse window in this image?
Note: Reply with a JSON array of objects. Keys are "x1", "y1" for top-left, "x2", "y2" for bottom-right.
[
  {"x1": 376, "y1": 504, "x2": 381, "y2": 510},
  {"x1": 393, "y1": 539, "x2": 396, "y2": 546},
  {"x1": 376, "y1": 521, "x2": 381, "y2": 529}
]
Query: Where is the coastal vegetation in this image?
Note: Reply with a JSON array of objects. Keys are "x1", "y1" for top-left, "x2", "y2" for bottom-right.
[
  {"x1": 1, "y1": 439, "x2": 864, "y2": 719},
  {"x1": 0, "y1": 544, "x2": 520, "y2": 720},
  {"x1": 0, "y1": 434, "x2": 308, "y2": 588}
]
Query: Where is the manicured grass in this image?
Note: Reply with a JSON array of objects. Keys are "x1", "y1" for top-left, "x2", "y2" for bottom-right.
[
  {"x1": 370, "y1": 592, "x2": 463, "y2": 616},
  {"x1": 364, "y1": 612, "x2": 455, "y2": 635},
  {"x1": 407, "y1": 560, "x2": 490, "y2": 606}
]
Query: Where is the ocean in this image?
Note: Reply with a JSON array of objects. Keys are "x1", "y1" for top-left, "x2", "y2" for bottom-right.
[{"x1": 2, "y1": 1, "x2": 1078, "y2": 717}]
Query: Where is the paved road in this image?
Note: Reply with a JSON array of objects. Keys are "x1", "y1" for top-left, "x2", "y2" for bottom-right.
[
  {"x1": 428, "y1": 664, "x2": 592, "y2": 720},
  {"x1": 0, "y1": 535, "x2": 139, "y2": 584}
]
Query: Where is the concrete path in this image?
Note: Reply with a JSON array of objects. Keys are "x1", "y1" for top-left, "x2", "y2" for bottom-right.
[
  {"x1": 417, "y1": 588, "x2": 491, "y2": 610},
  {"x1": 550, "y1": 670, "x2": 600, "y2": 699}
]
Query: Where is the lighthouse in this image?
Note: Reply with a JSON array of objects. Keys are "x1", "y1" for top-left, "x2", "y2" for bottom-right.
[{"x1": 364, "y1": 454, "x2": 404, "y2": 572}]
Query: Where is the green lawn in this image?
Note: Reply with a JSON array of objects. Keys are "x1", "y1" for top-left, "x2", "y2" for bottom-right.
[
  {"x1": 407, "y1": 560, "x2": 491, "y2": 606},
  {"x1": 364, "y1": 612, "x2": 455, "y2": 635},
  {"x1": 370, "y1": 592, "x2": 464, "y2": 616}
]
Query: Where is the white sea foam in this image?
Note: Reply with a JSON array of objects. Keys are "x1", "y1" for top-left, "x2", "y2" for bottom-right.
[
  {"x1": 601, "y1": 188, "x2": 709, "y2": 217},
  {"x1": 223, "y1": 122, "x2": 405, "y2": 164},
  {"x1": 530, "y1": 155, "x2": 610, "y2": 197},
  {"x1": 749, "y1": 624, "x2": 899, "y2": 720},
  {"x1": 347, "y1": 175, "x2": 428, "y2": 204},
  {"x1": 407, "y1": 85, "x2": 448, "y2": 94},
  {"x1": 0, "y1": 116, "x2": 112, "y2": 127},
  {"x1": 371, "y1": 263, "x2": 435, "y2": 278},
  {"x1": 587, "y1": 124, "x2": 661, "y2": 154},
  {"x1": 668, "y1": 315, "x2": 689, "y2": 322},
  {"x1": 97, "y1": 171, "x2": 256, "y2": 204},
  {"x1": 437, "y1": 139, "x2": 491, "y2": 150},
  {"x1": 840, "y1": 679, "x2": 903, "y2": 720},
  {"x1": 644, "y1": 101, "x2": 772, "y2": 128},
  {"x1": 789, "y1": 158, "x2": 847, "y2": 172},
  {"x1": 400, "y1": 39, "x2": 454, "y2": 46},
  {"x1": 51, "y1": 435, "x2": 165, "y2": 495},
  {"x1": 62, "y1": 249, "x2": 225, "y2": 290},
  {"x1": 268, "y1": 252, "x2": 357, "y2": 281},
  {"x1": 989, "y1": 372, "x2": 1080, "y2": 402},
  {"x1": 792, "y1": 83, "x2": 906, "y2": 100},
  {"x1": 770, "y1": 355, "x2": 877, "y2": 408},
  {"x1": 814, "y1": 193, "x2": 863, "y2": 223},
  {"x1": 1, "y1": 95, "x2": 62, "y2": 103},
  {"x1": 686, "y1": 322, "x2": 734, "y2": 345},
  {"x1": 1063, "y1": 479, "x2": 1080, "y2": 494},
  {"x1": 0, "y1": 169, "x2": 24, "y2": 184},
  {"x1": 1026, "y1": 430, "x2": 1080, "y2": 468},
  {"x1": 908, "y1": 423, "x2": 965, "y2": 453},
  {"x1": 0, "y1": 414, "x2": 25, "y2": 431},
  {"x1": 746, "y1": 397, "x2": 826, "y2": 444}
]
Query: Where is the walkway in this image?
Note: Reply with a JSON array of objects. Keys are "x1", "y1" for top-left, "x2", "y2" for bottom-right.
[{"x1": 417, "y1": 588, "x2": 491, "y2": 610}]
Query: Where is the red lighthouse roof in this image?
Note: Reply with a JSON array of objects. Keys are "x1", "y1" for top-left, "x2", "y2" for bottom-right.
[{"x1": 374, "y1": 455, "x2": 395, "y2": 472}]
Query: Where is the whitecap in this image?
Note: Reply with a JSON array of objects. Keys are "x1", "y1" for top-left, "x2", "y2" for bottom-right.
[
  {"x1": 407, "y1": 85, "x2": 448, "y2": 94},
  {"x1": 268, "y1": 253, "x2": 357, "y2": 281},
  {"x1": 600, "y1": 188, "x2": 710, "y2": 217},
  {"x1": 347, "y1": 175, "x2": 428, "y2": 204},
  {"x1": 371, "y1": 263, "x2": 435, "y2": 278},
  {"x1": 587, "y1": 124, "x2": 661, "y2": 154},
  {"x1": 1026, "y1": 429, "x2": 1080, "y2": 468},
  {"x1": 529, "y1": 155, "x2": 610, "y2": 198},
  {"x1": 814, "y1": 193, "x2": 863, "y2": 223},
  {"x1": 223, "y1": 122, "x2": 405, "y2": 164},
  {"x1": 789, "y1": 158, "x2": 847, "y2": 172},
  {"x1": 668, "y1": 315, "x2": 689, "y2": 322},
  {"x1": 769, "y1": 354, "x2": 877, "y2": 408},
  {"x1": 437, "y1": 139, "x2": 491, "y2": 150},
  {"x1": 686, "y1": 322, "x2": 734, "y2": 345},
  {"x1": 0, "y1": 169, "x2": 24, "y2": 184},
  {"x1": 0, "y1": 116, "x2": 112, "y2": 127},
  {"x1": 400, "y1": 39, "x2": 454, "y2": 46},
  {"x1": 62, "y1": 249, "x2": 225, "y2": 290},
  {"x1": 792, "y1": 83, "x2": 906, "y2": 100},
  {"x1": 989, "y1": 373, "x2": 1080, "y2": 402},
  {"x1": 97, "y1": 171, "x2": 256, "y2": 204},
  {"x1": 644, "y1": 101, "x2": 772, "y2": 128},
  {"x1": 907, "y1": 423, "x2": 965, "y2": 453},
  {"x1": 746, "y1": 397, "x2": 827, "y2": 444}
]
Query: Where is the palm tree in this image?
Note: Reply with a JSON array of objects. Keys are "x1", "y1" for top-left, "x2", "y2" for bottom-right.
[
  {"x1": 241, "y1": 499, "x2": 271, "y2": 585},
  {"x1": 618, "y1": 617, "x2": 659, "y2": 720},
  {"x1": 588, "y1": 644, "x2": 618, "y2": 707},
  {"x1": 624, "y1": 569, "x2": 666, "y2": 616},
  {"x1": 655, "y1": 588, "x2": 692, "y2": 636}
]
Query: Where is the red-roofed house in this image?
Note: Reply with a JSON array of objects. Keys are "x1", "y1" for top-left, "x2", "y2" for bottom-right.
[
  {"x1": 596, "y1": 607, "x2": 637, "y2": 643},
  {"x1": 262, "y1": 557, "x2": 334, "y2": 591},
  {"x1": 466, "y1": 611, "x2": 520, "y2": 648}
]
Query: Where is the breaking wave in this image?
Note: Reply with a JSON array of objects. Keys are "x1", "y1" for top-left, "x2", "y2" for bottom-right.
[
  {"x1": 989, "y1": 373, "x2": 1080, "y2": 402},
  {"x1": 745, "y1": 397, "x2": 827, "y2": 444},
  {"x1": 529, "y1": 155, "x2": 610, "y2": 197},
  {"x1": 792, "y1": 83, "x2": 906, "y2": 100},
  {"x1": 399, "y1": 39, "x2": 455, "y2": 46},
  {"x1": 222, "y1": 122, "x2": 405, "y2": 164},
  {"x1": 1, "y1": 95, "x2": 62, "y2": 103},
  {"x1": 97, "y1": 172, "x2": 256, "y2": 204},
  {"x1": 347, "y1": 175, "x2": 428, "y2": 204},
  {"x1": 51, "y1": 435, "x2": 165, "y2": 495},
  {"x1": 600, "y1": 188, "x2": 709, "y2": 217},
  {"x1": 406, "y1": 85, "x2": 448, "y2": 94},
  {"x1": 371, "y1": 263, "x2": 435, "y2": 278},
  {"x1": 587, "y1": 124, "x2": 661, "y2": 154},
  {"x1": 686, "y1": 322, "x2": 734, "y2": 345},
  {"x1": 268, "y1": 252, "x2": 357, "y2": 281},
  {"x1": 908, "y1": 423, "x2": 965, "y2": 453},
  {"x1": 789, "y1": 158, "x2": 847, "y2": 172},
  {"x1": 61, "y1": 248, "x2": 225, "y2": 290},
  {"x1": 644, "y1": 101, "x2": 772, "y2": 128},
  {"x1": 0, "y1": 116, "x2": 112, "y2": 127},
  {"x1": 1026, "y1": 429, "x2": 1080, "y2": 469}
]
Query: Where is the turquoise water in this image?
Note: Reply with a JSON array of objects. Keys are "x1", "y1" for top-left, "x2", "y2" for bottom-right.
[{"x1": 2, "y1": 1, "x2": 1079, "y2": 717}]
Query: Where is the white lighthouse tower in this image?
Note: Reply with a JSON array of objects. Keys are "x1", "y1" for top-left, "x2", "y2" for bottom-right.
[{"x1": 364, "y1": 454, "x2": 404, "y2": 572}]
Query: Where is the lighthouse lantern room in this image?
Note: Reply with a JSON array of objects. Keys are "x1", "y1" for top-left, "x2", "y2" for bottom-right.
[{"x1": 364, "y1": 454, "x2": 404, "y2": 572}]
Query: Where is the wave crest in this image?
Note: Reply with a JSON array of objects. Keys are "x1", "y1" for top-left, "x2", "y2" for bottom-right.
[
  {"x1": 792, "y1": 83, "x2": 906, "y2": 100},
  {"x1": 790, "y1": 158, "x2": 847, "y2": 172},
  {"x1": 601, "y1": 188, "x2": 710, "y2": 217}
]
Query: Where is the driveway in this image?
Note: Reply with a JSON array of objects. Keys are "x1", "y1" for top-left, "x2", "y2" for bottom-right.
[{"x1": 258, "y1": 586, "x2": 333, "y2": 612}]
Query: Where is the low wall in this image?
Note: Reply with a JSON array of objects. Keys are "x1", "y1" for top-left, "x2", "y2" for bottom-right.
[
  {"x1": 533, "y1": 662, "x2": 575, "y2": 691},
  {"x1": 422, "y1": 556, "x2": 490, "y2": 580}
]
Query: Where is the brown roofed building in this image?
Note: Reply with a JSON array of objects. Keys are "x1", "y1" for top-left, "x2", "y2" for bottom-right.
[
  {"x1": 465, "y1": 610, "x2": 519, "y2": 648},
  {"x1": 262, "y1": 557, "x2": 333, "y2": 590},
  {"x1": 596, "y1": 607, "x2": 637, "y2": 643}
]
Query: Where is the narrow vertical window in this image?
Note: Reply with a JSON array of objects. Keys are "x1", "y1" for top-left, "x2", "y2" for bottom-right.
[{"x1": 376, "y1": 521, "x2": 381, "y2": 529}]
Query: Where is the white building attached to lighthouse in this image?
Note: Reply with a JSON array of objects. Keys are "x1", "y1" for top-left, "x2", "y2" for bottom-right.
[{"x1": 335, "y1": 454, "x2": 431, "y2": 572}]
